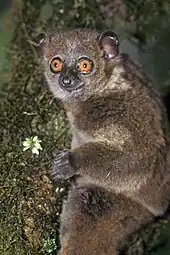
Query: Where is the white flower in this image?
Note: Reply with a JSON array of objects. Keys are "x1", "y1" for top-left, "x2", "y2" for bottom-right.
[
  {"x1": 32, "y1": 147, "x2": 40, "y2": 155},
  {"x1": 22, "y1": 136, "x2": 42, "y2": 155}
]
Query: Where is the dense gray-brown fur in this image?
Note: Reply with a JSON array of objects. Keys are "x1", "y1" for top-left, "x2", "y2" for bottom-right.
[{"x1": 37, "y1": 28, "x2": 170, "y2": 254}]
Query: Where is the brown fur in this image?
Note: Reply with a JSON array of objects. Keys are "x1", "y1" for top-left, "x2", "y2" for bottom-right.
[
  {"x1": 38, "y1": 28, "x2": 170, "y2": 254},
  {"x1": 59, "y1": 185, "x2": 152, "y2": 255},
  {"x1": 63, "y1": 55, "x2": 170, "y2": 216}
]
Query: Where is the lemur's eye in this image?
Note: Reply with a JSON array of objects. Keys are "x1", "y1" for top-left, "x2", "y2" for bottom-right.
[
  {"x1": 50, "y1": 57, "x2": 63, "y2": 73},
  {"x1": 78, "y1": 57, "x2": 94, "y2": 74}
]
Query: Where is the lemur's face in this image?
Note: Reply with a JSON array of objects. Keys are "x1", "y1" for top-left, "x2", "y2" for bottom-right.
[{"x1": 36, "y1": 29, "x2": 119, "y2": 102}]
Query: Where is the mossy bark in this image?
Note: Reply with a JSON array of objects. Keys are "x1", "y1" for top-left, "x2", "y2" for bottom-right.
[{"x1": 0, "y1": 1, "x2": 170, "y2": 255}]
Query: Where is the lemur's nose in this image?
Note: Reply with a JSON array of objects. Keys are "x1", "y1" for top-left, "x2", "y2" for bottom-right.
[{"x1": 62, "y1": 75, "x2": 71, "y2": 86}]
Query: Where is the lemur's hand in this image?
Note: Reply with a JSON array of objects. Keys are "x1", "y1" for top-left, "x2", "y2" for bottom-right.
[{"x1": 49, "y1": 149, "x2": 75, "y2": 181}]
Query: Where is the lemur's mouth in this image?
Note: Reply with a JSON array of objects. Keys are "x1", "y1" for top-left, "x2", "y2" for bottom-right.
[{"x1": 59, "y1": 70, "x2": 84, "y2": 92}]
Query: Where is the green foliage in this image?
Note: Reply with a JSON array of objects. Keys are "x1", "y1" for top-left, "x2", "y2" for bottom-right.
[{"x1": 42, "y1": 237, "x2": 57, "y2": 254}]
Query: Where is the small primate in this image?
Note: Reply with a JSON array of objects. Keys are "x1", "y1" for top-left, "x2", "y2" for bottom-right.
[{"x1": 36, "y1": 29, "x2": 170, "y2": 254}]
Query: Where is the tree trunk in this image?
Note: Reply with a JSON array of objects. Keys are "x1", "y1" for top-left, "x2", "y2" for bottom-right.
[{"x1": 1, "y1": 1, "x2": 170, "y2": 254}]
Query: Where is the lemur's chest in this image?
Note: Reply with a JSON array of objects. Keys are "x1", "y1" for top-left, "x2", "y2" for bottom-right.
[
  {"x1": 66, "y1": 110, "x2": 132, "y2": 150},
  {"x1": 67, "y1": 111, "x2": 93, "y2": 149}
]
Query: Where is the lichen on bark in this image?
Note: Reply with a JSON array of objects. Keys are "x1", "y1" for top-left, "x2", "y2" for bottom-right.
[{"x1": 1, "y1": 0, "x2": 170, "y2": 255}]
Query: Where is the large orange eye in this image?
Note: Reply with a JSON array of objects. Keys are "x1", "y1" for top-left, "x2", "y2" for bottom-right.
[
  {"x1": 50, "y1": 57, "x2": 63, "y2": 73},
  {"x1": 78, "y1": 57, "x2": 93, "y2": 74}
]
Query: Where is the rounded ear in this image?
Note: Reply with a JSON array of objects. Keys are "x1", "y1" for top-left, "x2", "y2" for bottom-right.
[
  {"x1": 34, "y1": 33, "x2": 47, "y2": 55},
  {"x1": 99, "y1": 31, "x2": 119, "y2": 60}
]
